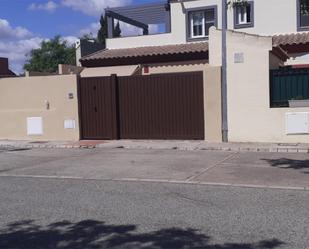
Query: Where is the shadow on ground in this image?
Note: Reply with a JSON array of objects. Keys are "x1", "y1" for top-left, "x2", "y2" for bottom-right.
[
  {"x1": 0, "y1": 219, "x2": 284, "y2": 249},
  {"x1": 262, "y1": 158, "x2": 309, "y2": 173}
]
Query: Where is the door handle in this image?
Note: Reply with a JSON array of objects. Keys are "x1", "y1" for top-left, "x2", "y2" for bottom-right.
[{"x1": 94, "y1": 107, "x2": 97, "y2": 112}]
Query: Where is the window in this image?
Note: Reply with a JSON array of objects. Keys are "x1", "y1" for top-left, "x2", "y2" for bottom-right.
[
  {"x1": 190, "y1": 11, "x2": 204, "y2": 38},
  {"x1": 298, "y1": 0, "x2": 309, "y2": 30},
  {"x1": 188, "y1": 7, "x2": 217, "y2": 40},
  {"x1": 234, "y1": 2, "x2": 254, "y2": 29}
]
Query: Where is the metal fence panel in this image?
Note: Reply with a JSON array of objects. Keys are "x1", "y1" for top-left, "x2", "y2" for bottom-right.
[{"x1": 270, "y1": 68, "x2": 309, "y2": 107}]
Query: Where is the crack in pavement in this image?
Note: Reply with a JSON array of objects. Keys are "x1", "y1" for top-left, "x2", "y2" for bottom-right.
[
  {"x1": 0, "y1": 174, "x2": 308, "y2": 191},
  {"x1": 166, "y1": 191, "x2": 216, "y2": 207},
  {"x1": 185, "y1": 152, "x2": 239, "y2": 182}
]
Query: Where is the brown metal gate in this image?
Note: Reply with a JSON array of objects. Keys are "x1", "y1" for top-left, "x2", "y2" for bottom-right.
[
  {"x1": 79, "y1": 72, "x2": 204, "y2": 140},
  {"x1": 79, "y1": 76, "x2": 118, "y2": 140},
  {"x1": 118, "y1": 72, "x2": 204, "y2": 139}
]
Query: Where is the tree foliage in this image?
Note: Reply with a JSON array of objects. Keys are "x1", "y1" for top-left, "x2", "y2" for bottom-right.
[
  {"x1": 97, "y1": 15, "x2": 108, "y2": 46},
  {"x1": 80, "y1": 33, "x2": 95, "y2": 40},
  {"x1": 24, "y1": 36, "x2": 75, "y2": 73},
  {"x1": 113, "y1": 21, "x2": 122, "y2": 37},
  {"x1": 97, "y1": 14, "x2": 121, "y2": 47}
]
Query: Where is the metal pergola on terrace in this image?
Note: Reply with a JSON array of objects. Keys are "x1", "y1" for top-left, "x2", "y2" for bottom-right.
[{"x1": 105, "y1": 1, "x2": 171, "y2": 38}]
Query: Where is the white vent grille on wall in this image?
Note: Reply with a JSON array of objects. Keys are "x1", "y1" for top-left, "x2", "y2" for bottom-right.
[{"x1": 286, "y1": 113, "x2": 309, "y2": 135}]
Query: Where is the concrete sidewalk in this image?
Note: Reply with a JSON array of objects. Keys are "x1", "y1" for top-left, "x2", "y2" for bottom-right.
[
  {"x1": 0, "y1": 139, "x2": 309, "y2": 153},
  {"x1": 0, "y1": 147, "x2": 308, "y2": 190}
]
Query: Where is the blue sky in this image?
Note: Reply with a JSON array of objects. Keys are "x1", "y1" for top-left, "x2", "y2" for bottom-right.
[{"x1": 0, "y1": 0, "x2": 155, "y2": 73}]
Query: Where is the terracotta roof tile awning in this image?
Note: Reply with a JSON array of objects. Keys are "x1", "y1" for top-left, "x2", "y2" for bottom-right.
[
  {"x1": 273, "y1": 32, "x2": 309, "y2": 54},
  {"x1": 80, "y1": 42, "x2": 209, "y2": 67},
  {"x1": 273, "y1": 32, "x2": 309, "y2": 46}
]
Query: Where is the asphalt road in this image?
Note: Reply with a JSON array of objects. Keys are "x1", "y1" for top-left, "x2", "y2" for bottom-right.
[
  {"x1": 0, "y1": 177, "x2": 308, "y2": 249},
  {"x1": 0, "y1": 148, "x2": 308, "y2": 249}
]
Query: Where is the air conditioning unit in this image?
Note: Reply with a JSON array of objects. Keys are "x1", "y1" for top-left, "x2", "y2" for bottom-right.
[{"x1": 286, "y1": 112, "x2": 309, "y2": 135}]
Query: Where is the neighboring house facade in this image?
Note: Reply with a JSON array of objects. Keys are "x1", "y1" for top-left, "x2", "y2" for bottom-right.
[
  {"x1": 75, "y1": 39, "x2": 105, "y2": 66},
  {"x1": 77, "y1": 0, "x2": 309, "y2": 143},
  {"x1": 0, "y1": 58, "x2": 15, "y2": 77}
]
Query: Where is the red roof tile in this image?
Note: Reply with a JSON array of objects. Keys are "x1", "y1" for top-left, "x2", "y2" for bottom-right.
[{"x1": 80, "y1": 42, "x2": 209, "y2": 62}]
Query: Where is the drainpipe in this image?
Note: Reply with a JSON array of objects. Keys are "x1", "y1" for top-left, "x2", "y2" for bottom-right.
[{"x1": 221, "y1": 0, "x2": 228, "y2": 142}]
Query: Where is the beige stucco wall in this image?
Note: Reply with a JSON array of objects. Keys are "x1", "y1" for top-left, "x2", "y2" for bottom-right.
[
  {"x1": 204, "y1": 66, "x2": 222, "y2": 142},
  {"x1": 107, "y1": 0, "x2": 299, "y2": 50},
  {"x1": 175, "y1": 0, "x2": 298, "y2": 36},
  {"x1": 144, "y1": 61, "x2": 210, "y2": 75},
  {"x1": 226, "y1": 0, "x2": 297, "y2": 35},
  {"x1": 210, "y1": 28, "x2": 309, "y2": 143},
  {"x1": 0, "y1": 75, "x2": 80, "y2": 141},
  {"x1": 106, "y1": 33, "x2": 177, "y2": 49},
  {"x1": 145, "y1": 61, "x2": 222, "y2": 142},
  {"x1": 80, "y1": 65, "x2": 141, "y2": 77}
]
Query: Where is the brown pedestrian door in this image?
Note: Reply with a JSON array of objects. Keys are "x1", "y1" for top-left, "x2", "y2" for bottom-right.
[
  {"x1": 79, "y1": 72, "x2": 204, "y2": 140},
  {"x1": 79, "y1": 76, "x2": 118, "y2": 140}
]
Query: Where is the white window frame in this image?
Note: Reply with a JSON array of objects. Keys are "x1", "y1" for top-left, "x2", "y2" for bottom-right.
[
  {"x1": 190, "y1": 11, "x2": 206, "y2": 38},
  {"x1": 237, "y1": 6, "x2": 248, "y2": 25},
  {"x1": 234, "y1": 2, "x2": 254, "y2": 29}
]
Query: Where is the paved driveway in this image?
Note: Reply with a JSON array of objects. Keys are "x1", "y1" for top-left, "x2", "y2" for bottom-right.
[{"x1": 0, "y1": 148, "x2": 308, "y2": 189}]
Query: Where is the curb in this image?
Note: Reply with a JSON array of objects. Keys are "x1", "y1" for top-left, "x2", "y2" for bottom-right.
[
  {"x1": 0, "y1": 143, "x2": 308, "y2": 154},
  {"x1": 196, "y1": 146, "x2": 309, "y2": 154},
  {"x1": 0, "y1": 144, "x2": 88, "y2": 150},
  {"x1": 98, "y1": 144, "x2": 309, "y2": 154}
]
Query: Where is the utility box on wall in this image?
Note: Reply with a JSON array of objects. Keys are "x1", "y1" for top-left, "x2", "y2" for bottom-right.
[
  {"x1": 27, "y1": 117, "x2": 43, "y2": 135},
  {"x1": 286, "y1": 112, "x2": 309, "y2": 134},
  {"x1": 64, "y1": 119, "x2": 76, "y2": 129}
]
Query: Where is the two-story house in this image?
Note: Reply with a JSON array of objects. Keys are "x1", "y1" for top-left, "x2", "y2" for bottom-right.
[
  {"x1": 78, "y1": 0, "x2": 309, "y2": 143},
  {"x1": 81, "y1": 0, "x2": 309, "y2": 66}
]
